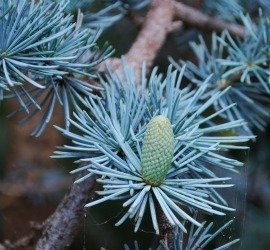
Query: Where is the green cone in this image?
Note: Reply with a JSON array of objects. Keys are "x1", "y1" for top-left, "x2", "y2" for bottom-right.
[{"x1": 141, "y1": 115, "x2": 174, "y2": 186}]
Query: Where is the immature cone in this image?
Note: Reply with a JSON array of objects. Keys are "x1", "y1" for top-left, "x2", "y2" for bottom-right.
[{"x1": 141, "y1": 115, "x2": 174, "y2": 186}]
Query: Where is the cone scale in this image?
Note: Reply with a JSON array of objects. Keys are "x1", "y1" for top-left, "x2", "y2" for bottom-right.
[{"x1": 141, "y1": 115, "x2": 174, "y2": 186}]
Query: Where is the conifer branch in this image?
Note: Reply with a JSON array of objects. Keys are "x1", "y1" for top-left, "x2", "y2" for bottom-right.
[
  {"x1": 174, "y1": 2, "x2": 247, "y2": 38},
  {"x1": 36, "y1": 174, "x2": 96, "y2": 250},
  {"x1": 1, "y1": 1, "x2": 250, "y2": 249},
  {"x1": 35, "y1": 1, "x2": 176, "y2": 248},
  {"x1": 101, "y1": 0, "x2": 175, "y2": 80}
]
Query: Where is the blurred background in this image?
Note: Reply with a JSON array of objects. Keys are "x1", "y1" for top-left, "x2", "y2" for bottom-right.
[{"x1": 1, "y1": 0, "x2": 270, "y2": 249}]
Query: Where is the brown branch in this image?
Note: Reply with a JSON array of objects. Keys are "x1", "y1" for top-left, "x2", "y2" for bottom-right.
[
  {"x1": 174, "y1": 2, "x2": 247, "y2": 38},
  {"x1": 35, "y1": 175, "x2": 96, "y2": 249},
  {"x1": 102, "y1": 0, "x2": 175, "y2": 80},
  {"x1": 159, "y1": 210, "x2": 175, "y2": 249},
  {"x1": 101, "y1": 0, "x2": 246, "y2": 81},
  {"x1": 0, "y1": 173, "x2": 95, "y2": 250}
]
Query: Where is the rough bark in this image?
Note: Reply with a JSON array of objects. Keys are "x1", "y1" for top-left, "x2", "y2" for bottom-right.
[
  {"x1": 102, "y1": 0, "x2": 175, "y2": 80},
  {"x1": 175, "y1": 2, "x2": 246, "y2": 38},
  {"x1": 159, "y1": 210, "x2": 175, "y2": 249},
  {"x1": 35, "y1": 175, "x2": 96, "y2": 250}
]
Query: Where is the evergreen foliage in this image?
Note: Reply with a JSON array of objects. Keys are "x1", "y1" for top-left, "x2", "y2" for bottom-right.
[
  {"x1": 1, "y1": 0, "x2": 269, "y2": 248},
  {"x1": 0, "y1": 0, "x2": 112, "y2": 136},
  {"x1": 171, "y1": 12, "x2": 270, "y2": 135},
  {"x1": 54, "y1": 64, "x2": 251, "y2": 233},
  {"x1": 123, "y1": 219, "x2": 239, "y2": 250}
]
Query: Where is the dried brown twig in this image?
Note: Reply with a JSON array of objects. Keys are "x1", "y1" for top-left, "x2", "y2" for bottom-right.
[{"x1": 174, "y1": 2, "x2": 246, "y2": 38}]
